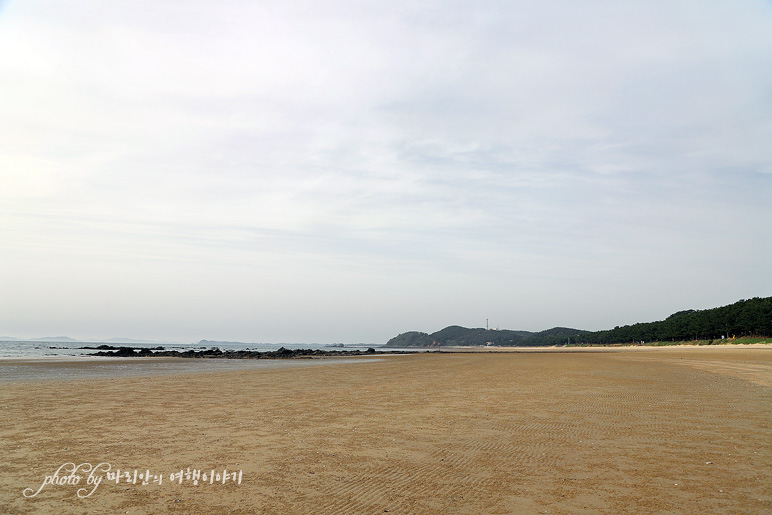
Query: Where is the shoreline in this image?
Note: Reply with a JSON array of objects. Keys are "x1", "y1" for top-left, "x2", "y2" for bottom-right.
[{"x1": 3, "y1": 343, "x2": 771, "y2": 382}]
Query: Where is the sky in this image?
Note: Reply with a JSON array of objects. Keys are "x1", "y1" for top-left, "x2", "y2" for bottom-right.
[{"x1": 1, "y1": 0, "x2": 771, "y2": 344}]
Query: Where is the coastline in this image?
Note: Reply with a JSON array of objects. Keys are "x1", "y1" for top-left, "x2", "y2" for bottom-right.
[{"x1": 3, "y1": 342, "x2": 770, "y2": 382}]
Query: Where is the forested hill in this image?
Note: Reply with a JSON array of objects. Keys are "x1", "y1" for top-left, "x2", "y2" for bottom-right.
[
  {"x1": 385, "y1": 297, "x2": 772, "y2": 347},
  {"x1": 578, "y1": 297, "x2": 772, "y2": 344},
  {"x1": 385, "y1": 326, "x2": 583, "y2": 347}
]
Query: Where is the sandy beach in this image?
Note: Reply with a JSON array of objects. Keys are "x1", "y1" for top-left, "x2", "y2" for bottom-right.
[{"x1": 1, "y1": 347, "x2": 770, "y2": 514}]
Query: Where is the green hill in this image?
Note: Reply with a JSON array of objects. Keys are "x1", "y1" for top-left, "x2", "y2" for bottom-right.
[
  {"x1": 577, "y1": 297, "x2": 772, "y2": 344},
  {"x1": 386, "y1": 325, "x2": 582, "y2": 347},
  {"x1": 385, "y1": 296, "x2": 772, "y2": 347}
]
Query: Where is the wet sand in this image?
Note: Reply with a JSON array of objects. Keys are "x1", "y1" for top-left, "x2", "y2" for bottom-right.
[
  {"x1": 1, "y1": 347, "x2": 770, "y2": 514},
  {"x1": 0, "y1": 356, "x2": 381, "y2": 383}
]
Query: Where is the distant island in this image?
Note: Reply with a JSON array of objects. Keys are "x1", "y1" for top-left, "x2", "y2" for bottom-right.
[
  {"x1": 386, "y1": 297, "x2": 772, "y2": 347},
  {"x1": 101, "y1": 337, "x2": 163, "y2": 344},
  {"x1": 29, "y1": 336, "x2": 80, "y2": 343}
]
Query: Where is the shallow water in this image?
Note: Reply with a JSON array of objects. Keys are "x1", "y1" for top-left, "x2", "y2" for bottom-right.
[
  {"x1": 0, "y1": 339, "x2": 379, "y2": 359},
  {"x1": 0, "y1": 356, "x2": 381, "y2": 383}
]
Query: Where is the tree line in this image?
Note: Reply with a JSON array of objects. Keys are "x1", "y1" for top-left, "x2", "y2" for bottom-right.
[
  {"x1": 573, "y1": 297, "x2": 772, "y2": 345},
  {"x1": 385, "y1": 297, "x2": 772, "y2": 347}
]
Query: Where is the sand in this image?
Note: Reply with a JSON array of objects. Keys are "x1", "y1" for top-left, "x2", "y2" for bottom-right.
[{"x1": 1, "y1": 347, "x2": 770, "y2": 514}]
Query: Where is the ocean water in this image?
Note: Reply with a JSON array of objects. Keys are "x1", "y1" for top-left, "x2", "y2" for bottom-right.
[
  {"x1": 0, "y1": 340, "x2": 387, "y2": 383},
  {"x1": 0, "y1": 340, "x2": 378, "y2": 359},
  {"x1": 0, "y1": 356, "x2": 385, "y2": 383}
]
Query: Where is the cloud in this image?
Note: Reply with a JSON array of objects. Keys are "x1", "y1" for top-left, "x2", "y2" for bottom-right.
[{"x1": 1, "y1": 0, "x2": 771, "y2": 340}]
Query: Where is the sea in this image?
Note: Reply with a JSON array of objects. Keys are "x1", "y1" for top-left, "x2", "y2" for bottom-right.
[
  {"x1": 0, "y1": 339, "x2": 391, "y2": 383},
  {"x1": 0, "y1": 339, "x2": 380, "y2": 359}
]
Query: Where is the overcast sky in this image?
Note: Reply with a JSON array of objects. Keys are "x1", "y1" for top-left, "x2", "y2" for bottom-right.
[{"x1": 1, "y1": 0, "x2": 771, "y2": 343}]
